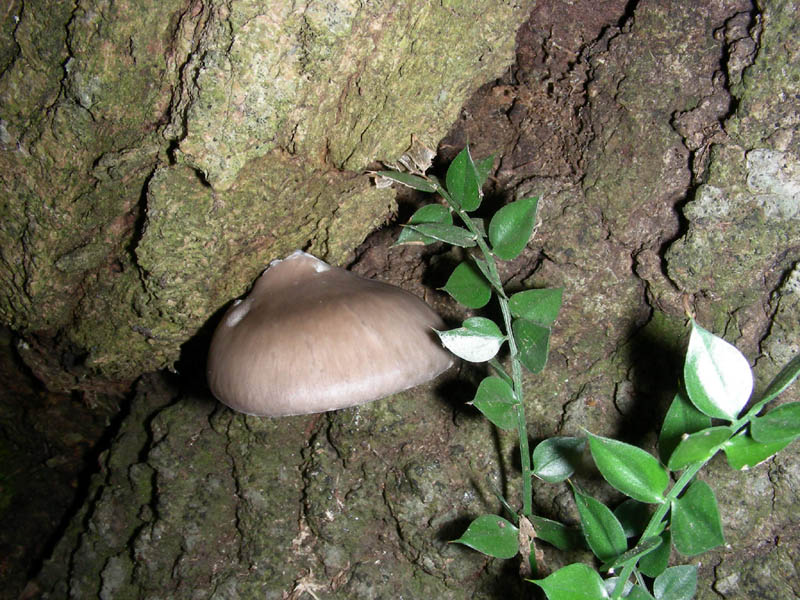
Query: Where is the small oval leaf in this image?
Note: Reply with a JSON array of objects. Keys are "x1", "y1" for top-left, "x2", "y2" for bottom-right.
[
  {"x1": 722, "y1": 431, "x2": 790, "y2": 470},
  {"x1": 472, "y1": 376, "x2": 517, "y2": 431},
  {"x1": 684, "y1": 320, "x2": 753, "y2": 420},
  {"x1": 532, "y1": 437, "x2": 586, "y2": 483},
  {"x1": 395, "y1": 204, "x2": 453, "y2": 245},
  {"x1": 488, "y1": 196, "x2": 539, "y2": 260},
  {"x1": 406, "y1": 223, "x2": 477, "y2": 247},
  {"x1": 671, "y1": 479, "x2": 724, "y2": 556},
  {"x1": 452, "y1": 514, "x2": 519, "y2": 559},
  {"x1": 750, "y1": 401, "x2": 800, "y2": 444},
  {"x1": 653, "y1": 565, "x2": 697, "y2": 600},
  {"x1": 446, "y1": 147, "x2": 482, "y2": 211},
  {"x1": 573, "y1": 489, "x2": 628, "y2": 562},
  {"x1": 588, "y1": 433, "x2": 669, "y2": 504},
  {"x1": 509, "y1": 288, "x2": 563, "y2": 326},
  {"x1": 374, "y1": 170, "x2": 438, "y2": 192},
  {"x1": 442, "y1": 261, "x2": 492, "y2": 309},
  {"x1": 436, "y1": 317, "x2": 504, "y2": 363},
  {"x1": 512, "y1": 318, "x2": 551, "y2": 374},
  {"x1": 667, "y1": 426, "x2": 732, "y2": 471},
  {"x1": 530, "y1": 564, "x2": 609, "y2": 600}
]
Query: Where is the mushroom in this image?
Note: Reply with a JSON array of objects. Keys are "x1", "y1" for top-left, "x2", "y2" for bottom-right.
[{"x1": 207, "y1": 250, "x2": 453, "y2": 416}]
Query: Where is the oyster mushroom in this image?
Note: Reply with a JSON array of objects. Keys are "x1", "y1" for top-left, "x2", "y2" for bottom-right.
[{"x1": 207, "y1": 251, "x2": 453, "y2": 416}]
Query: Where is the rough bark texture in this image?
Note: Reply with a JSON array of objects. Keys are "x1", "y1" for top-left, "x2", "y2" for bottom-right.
[
  {"x1": 0, "y1": 0, "x2": 528, "y2": 393},
  {"x1": 1, "y1": 0, "x2": 799, "y2": 599}
]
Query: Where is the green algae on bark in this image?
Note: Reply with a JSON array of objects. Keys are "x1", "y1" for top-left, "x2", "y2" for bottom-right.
[{"x1": 0, "y1": 0, "x2": 530, "y2": 391}]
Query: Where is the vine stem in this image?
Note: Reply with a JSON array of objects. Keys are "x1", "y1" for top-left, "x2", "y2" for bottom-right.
[{"x1": 443, "y1": 192, "x2": 534, "y2": 518}]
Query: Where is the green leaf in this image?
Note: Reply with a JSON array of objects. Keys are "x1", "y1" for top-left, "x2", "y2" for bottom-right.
[
  {"x1": 653, "y1": 565, "x2": 697, "y2": 600},
  {"x1": 530, "y1": 563, "x2": 609, "y2": 600},
  {"x1": 722, "y1": 430, "x2": 791, "y2": 470},
  {"x1": 601, "y1": 536, "x2": 661, "y2": 572},
  {"x1": 588, "y1": 433, "x2": 669, "y2": 504},
  {"x1": 512, "y1": 318, "x2": 551, "y2": 374},
  {"x1": 509, "y1": 288, "x2": 563, "y2": 326},
  {"x1": 446, "y1": 147, "x2": 482, "y2": 211},
  {"x1": 639, "y1": 530, "x2": 671, "y2": 578},
  {"x1": 442, "y1": 261, "x2": 492, "y2": 309},
  {"x1": 659, "y1": 392, "x2": 712, "y2": 464},
  {"x1": 532, "y1": 437, "x2": 586, "y2": 483},
  {"x1": 684, "y1": 320, "x2": 753, "y2": 420},
  {"x1": 671, "y1": 479, "x2": 724, "y2": 556},
  {"x1": 573, "y1": 489, "x2": 627, "y2": 562},
  {"x1": 759, "y1": 353, "x2": 800, "y2": 405},
  {"x1": 471, "y1": 376, "x2": 517, "y2": 431},
  {"x1": 488, "y1": 196, "x2": 539, "y2": 260},
  {"x1": 408, "y1": 204, "x2": 452, "y2": 224},
  {"x1": 406, "y1": 223, "x2": 477, "y2": 247},
  {"x1": 375, "y1": 170, "x2": 437, "y2": 192},
  {"x1": 667, "y1": 426, "x2": 732, "y2": 471},
  {"x1": 529, "y1": 515, "x2": 584, "y2": 551},
  {"x1": 453, "y1": 514, "x2": 519, "y2": 559},
  {"x1": 751, "y1": 401, "x2": 800, "y2": 444},
  {"x1": 436, "y1": 317, "x2": 504, "y2": 363},
  {"x1": 395, "y1": 204, "x2": 453, "y2": 245},
  {"x1": 613, "y1": 499, "x2": 651, "y2": 538}
]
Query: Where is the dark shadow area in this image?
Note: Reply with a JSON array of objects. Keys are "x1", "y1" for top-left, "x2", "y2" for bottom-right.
[
  {"x1": 614, "y1": 317, "x2": 687, "y2": 448},
  {"x1": 171, "y1": 300, "x2": 232, "y2": 399},
  {"x1": 0, "y1": 326, "x2": 124, "y2": 599}
]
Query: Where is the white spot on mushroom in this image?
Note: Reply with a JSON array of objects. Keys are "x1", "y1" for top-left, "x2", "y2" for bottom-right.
[
  {"x1": 207, "y1": 251, "x2": 454, "y2": 416},
  {"x1": 224, "y1": 298, "x2": 252, "y2": 328}
]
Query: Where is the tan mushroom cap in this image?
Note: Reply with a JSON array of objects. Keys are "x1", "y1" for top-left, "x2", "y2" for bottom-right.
[{"x1": 207, "y1": 250, "x2": 454, "y2": 416}]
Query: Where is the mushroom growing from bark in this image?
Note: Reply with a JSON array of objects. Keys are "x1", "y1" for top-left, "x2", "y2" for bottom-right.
[{"x1": 207, "y1": 250, "x2": 453, "y2": 416}]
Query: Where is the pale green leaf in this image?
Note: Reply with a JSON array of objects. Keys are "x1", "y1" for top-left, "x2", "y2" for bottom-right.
[
  {"x1": 684, "y1": 320, "x2": 753, "y2": 420},
  {"x1": 436, "y1": 317, "x2": 504, "y2": 363}
]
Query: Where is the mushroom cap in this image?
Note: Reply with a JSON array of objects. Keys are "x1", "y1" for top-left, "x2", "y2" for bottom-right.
[{"x1": 207, "y1": 251, "x2": 453, "y2": 416}]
